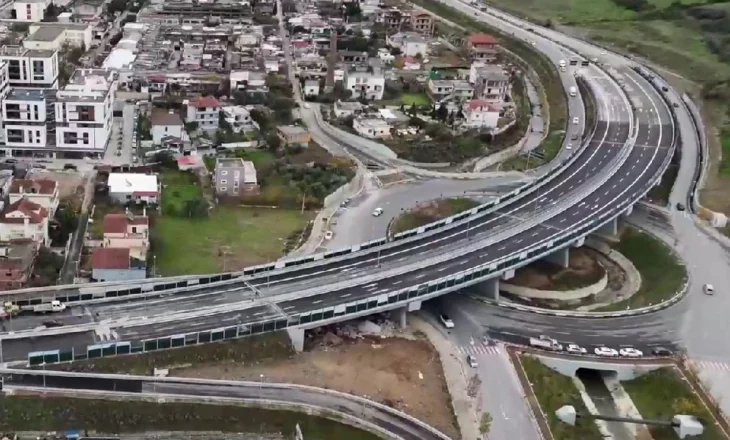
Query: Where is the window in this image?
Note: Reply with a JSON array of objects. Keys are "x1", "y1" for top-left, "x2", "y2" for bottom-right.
[
  {"x1": 7, "y1": 129, "x2": 23, "y2": 142},
  {"x1": 220, "y1": 179, "x2": 227, "y2": 185},
  {"x1": 220, "y1": 187, "x2": 227, "y2": 192},
  {"x1": 220, "y1": 170, "x2": 228, "y2": 175},
  {"x1": 32, "y1": 60, "x2": 44, "y2": 81}
]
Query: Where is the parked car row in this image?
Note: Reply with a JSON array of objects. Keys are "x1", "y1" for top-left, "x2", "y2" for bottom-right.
[{"x1": 530, "y1": 335, "x2": 673, "y2": 358}]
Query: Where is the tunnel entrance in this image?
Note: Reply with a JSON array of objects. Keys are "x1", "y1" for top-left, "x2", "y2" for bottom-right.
[{"x1": 576, "y1": 368, "x2": 633, "y2": 439}]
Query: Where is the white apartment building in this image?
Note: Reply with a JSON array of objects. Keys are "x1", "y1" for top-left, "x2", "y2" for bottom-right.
[
  {"x1": 1, "y1": 68, "x2": 116, "y2": 157},
  {"x1": 13, "y1": 0, "x2": 51, "y2": 22},
  {"x1": 54, "y1": 69, "x2": 116, "y2": 153},
  {"x1": 0, "y1": 46, "x2": 59, "y2": 89},
  {"x1": 221, "y1": 105, "x2": 258, "y2": 133},
  {"x1": 353, "y1": 118, "x2": 391, "y2": 139},
  {"x1": 24, "y1": 23, "x2": 93, "y2": 51},
  {"x1": 344, "y1": 68, "x2": 385, "y2": 101},
  {"x1": 186, "y1": 96, "x2": 220, "y2": 130}
]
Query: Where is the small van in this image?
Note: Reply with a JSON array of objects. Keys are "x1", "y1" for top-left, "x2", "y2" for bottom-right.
[{"x1": 703, "y1": 284, "x2": 715, "y2": 295}]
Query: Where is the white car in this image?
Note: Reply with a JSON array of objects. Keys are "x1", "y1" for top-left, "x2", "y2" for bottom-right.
[
  {"x1": 566, "y1": 144, "x2": 572, "y2": 150},
  {"x1": 439, "y1": 313, "x2": 454, "y2": 329},
  {"x1": 572, "y1": 117, "x2": 580, "y2": 125},
  {"x1": 324, "y1": 231, "x2": 333, "y2": 240},
  {"x1": 703, "y1": 284, "x2": 715, "y2": 295},
  {"x1": 566, "y1": 344, "x2": 587, "y2": 354},
  {"x1": 594, "y1": 347, "x2": 619, "y2": 357},
  {"x1": 467, "y1": 354, "x2": 478, "y2": 368},
  {"x1": 372, "y1": 207, "x2": 384, "y2": 217},
  {"x1": 619, "y1": 348, "x2": 643, "y2": 358},
  {"x1": 303, "y1": 103, "x2": 311, "y2": 109}
]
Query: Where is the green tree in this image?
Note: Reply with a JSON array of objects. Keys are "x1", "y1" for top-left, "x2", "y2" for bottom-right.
[
  {"x1": 479, "y1": 412, "x2": 493, "y2": 435},
  {"x1": 266, "y1": 133, "x2": 282, "y2": 152}
]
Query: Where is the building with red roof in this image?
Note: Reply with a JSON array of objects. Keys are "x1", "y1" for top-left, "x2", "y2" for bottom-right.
[
  {"x1": 103, "y1": 211, "x2": 149, "y2": 260},
  {"x1": 0, "y1": 199, "x2": 50, "y2": 246},
  {"x1": 9, "y1": 178, "x2": 60, "y2": 217},
  {"x1": 463, "y1": 99, "x2": 500, "y2": 129},
  {"x1": 186, "y1": 95, "x2": 222, "y2": 131},
  {"x1": 91, "y1": 247, "x2": 146, "y2": 282},
  {"x1": 465, "y1": 33, "x2": 498, "y2": 63}
]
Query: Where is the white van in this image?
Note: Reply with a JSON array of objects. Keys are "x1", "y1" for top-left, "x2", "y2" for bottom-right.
[
  {"x1": 703, "y1": 284, "x2": 715, "y2": 295},
  {"x1": 569, "y1": 86, "x2": 577, "y2": 97}
]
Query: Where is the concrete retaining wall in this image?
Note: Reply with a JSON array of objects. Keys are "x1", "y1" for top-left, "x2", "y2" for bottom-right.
[{"x1": 500, "y1": 269, "x2": 608, "y2": 300}]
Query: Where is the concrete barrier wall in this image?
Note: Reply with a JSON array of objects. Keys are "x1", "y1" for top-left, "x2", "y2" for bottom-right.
[{"x1": 501, "y1": 269, "x2": 608, "y2": 300}]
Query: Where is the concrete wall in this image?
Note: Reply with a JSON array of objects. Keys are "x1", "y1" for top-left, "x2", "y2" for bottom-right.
[
  {"x1": 535, "y1": 355, "x2": 665, "y2": 381},
  {"x1": 500, "y1": 269, "x2": 608, "y2": 300}
]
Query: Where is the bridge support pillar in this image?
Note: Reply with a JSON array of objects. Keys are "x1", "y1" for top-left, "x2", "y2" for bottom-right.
[
  {"x1": 624, "y1": 205, "x2": 634, "y2": 217},
  {"x1": 286, "y1": 328, "x2": 305, "y2": 353},
  {"x1": 476, "y1": 278, "x2": 500, "y2": 301},
  {"x1": 393, "y1": 307, "x2": 408, "y2": 329},
  {"x1": 544, "y1": 247, "x2": 570, "y2": 268},
  {"x1": 596, "y1": 218, "x2": 618, "y2": 238}
]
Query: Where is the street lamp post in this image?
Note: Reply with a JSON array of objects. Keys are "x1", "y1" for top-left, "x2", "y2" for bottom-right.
[
  {"x1": 556, "y1": 405, "x2": 704, "y2": 439},
  {"x1": 259, "y1": 374, "x2": 265, "y2": 399}
]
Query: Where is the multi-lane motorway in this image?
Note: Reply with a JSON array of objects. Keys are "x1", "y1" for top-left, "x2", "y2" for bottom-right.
[{"x1": 0, "y1": 1, "x2": 681, "y2": 367}]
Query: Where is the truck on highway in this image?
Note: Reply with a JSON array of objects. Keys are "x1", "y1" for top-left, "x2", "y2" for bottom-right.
[
  {"x1": 32, "y1": 300, "x2": 66, "y2": 314},
  {"x1": 569, "y1": 86, "x2": 577, "y2": 97},
  {"x1": 530, "y1": 335, "x2": 563, "y2": 351}
]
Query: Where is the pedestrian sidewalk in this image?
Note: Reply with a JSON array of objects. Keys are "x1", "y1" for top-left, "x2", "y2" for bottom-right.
[{"x1": 409, "y1": 315, "x2": 482, "y2": 440}]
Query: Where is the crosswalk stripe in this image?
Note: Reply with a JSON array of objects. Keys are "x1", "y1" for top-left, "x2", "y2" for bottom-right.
[
  {"x1": 458, "y1": 343, "x2": 503, "y2": 356},
  {"x1": 689, "y1": 360, "x2": 730, "y2": 371}
]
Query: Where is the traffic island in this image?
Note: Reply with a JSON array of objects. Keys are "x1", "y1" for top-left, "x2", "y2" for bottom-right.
[{"x1": 389, "y1": 198, "x2": 480, "y2": 234}]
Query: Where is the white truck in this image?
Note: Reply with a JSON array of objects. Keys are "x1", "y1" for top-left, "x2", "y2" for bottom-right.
[
  {"x1": 32, "y1": 300, "x2": 66, "y2": 314},
  {"x1": 530, "y1": 335, "x2": 563, "y2": 351},
  {"x1": 0, "y1": 302, "x2": 19, "y2": 319},
  {"x1": 569, "y1": 86, "x2": 577, "y2": 97}
]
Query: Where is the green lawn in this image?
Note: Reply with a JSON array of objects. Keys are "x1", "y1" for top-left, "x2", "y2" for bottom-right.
[
  {"x1": 161, "y1": 170, "x2": 203, "y2": 214},
  {"x1": 155, "y1": 206, "x2": 313, "y2": 275},
  {"x1": 622, "y1": 368, "x2": 726, "y2": 440},
  {"x1": 0, "y1": 396, "x2": 381, "y2": 440},
  {"x1": 391, "y1": 198, "x2": 479, "y2": 234},
  {"x1": 520, "y1": 356, "x2": 604, "y2": 440},
  {"x1": 401, "y1": 92, "x2": 431, "y2": 106},
  {"x1": 599, "y1": 227, "x2": 686, "y2": 311}
]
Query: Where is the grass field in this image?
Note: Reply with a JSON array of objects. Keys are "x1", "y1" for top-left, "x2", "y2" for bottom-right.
[
  {"x1": 622, "y1": 368, "x2": 726, "y2": 440},
  {"x1": 161, "y1": 170, "x2": 203, "y2": 213},
  {"x1": 155, "y1": 206, "x2": 313, "y2": 275},
  {"x1": 520, "y1": 356, "x2": 604, "y2": 440},
  {"x1": 600, "y1": 227, "x2": 686, "y2": 311},
  {"x1": 390, "y1": 198, "x2": 479, "y2": 234},
  {"x1": 0, "y1": 396, "x2": 381, "y2": 440},
  {"x1": 401, "y1": 92, "x2": 431, "y2": 106}
]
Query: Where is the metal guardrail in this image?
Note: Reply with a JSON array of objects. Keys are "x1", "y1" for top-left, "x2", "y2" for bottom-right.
[{"x1": 681, "y1": 94, "x2": 708, "y2": 214}]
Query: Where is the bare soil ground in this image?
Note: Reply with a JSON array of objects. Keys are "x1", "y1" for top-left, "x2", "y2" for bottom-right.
[
  {"x1": 510, "y1": 247, "x2": 606, "y2": 290},
  {"x1": 28, "y1": 169, "x2": 91, "y2": 212},
  {"x1": 173, "y1": 336, "x2": 459, "y2": 439}
]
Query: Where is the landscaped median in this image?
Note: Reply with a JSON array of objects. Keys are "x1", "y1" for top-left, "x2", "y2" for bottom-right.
[
  {"x1": 597, "y1": 226, "x2": 687, "y2": 311},
  {"x1": 389, "y1": 198, "x2": 480, "y2": 235}
]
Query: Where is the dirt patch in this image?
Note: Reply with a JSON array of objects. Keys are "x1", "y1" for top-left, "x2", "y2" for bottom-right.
[
  {"x1": 377, "y1": 172, "x2": 411, "y2": 185},
  {"x1": 509, "y1": 247, "x2": 606, "y2": 290},
  {"x1": 173, "y1": 335, "x2": 459, "y2": 439},
  {"x1": 391, "y1": 198, "x2": 479, "y2": 234}
]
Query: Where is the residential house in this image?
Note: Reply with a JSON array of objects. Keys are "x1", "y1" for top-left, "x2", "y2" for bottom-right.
[
  {"x1": 277, "y1": 126, "x2": 311, "y2": 147},
  {"x1": 303, "y1": 79, "x2": 320, "y2": 97},
  {"x1": 353, "y1": 118, "x2": 392, "y2": 139},
  {"x1": 339, "y1": 51, "x2": 368, "y2": 63},
  {"x1": 9, "y1": 178, "x2": 59, "y2": 217},
  {"x1": 403, "y1": 56, "x2": 421, "y2": 70},
  {"x1": 387, "y1": 32, "x2": 428, "y2": 57},
  {"x1": 410, "y1": 12, "x2": 435, "y2": 35},
  {"x1": 0, "y1": 239, "x2": 37, "y2": 291},
  {"x1": 186, "y1": 96, "x2": 221, "y2": 131},
  {"x1": 214, "y1": 158, "x2": 259, "y2": 198},
  {"x1": 102, "y1": 212, "x2": 149, "y2": 260},
  {"x1": 378, "y1": 48, "x2": 395, "y2": 64},
  {"x1": 427, "y1": 79, "x2": 474, "y2": 103},
  {"x1": 91, "y1": 247, "x2": 146, "y2": 282},
  {"x1": 150, "y1": 108, "x2": 187, "y2": 145},
  {"x1": 107, "y1": 173, "x2": 159, "y2": 205},
  {"x1": 463, "y1": 99, "x2": 500, "y2": 129},
  {"x1": 470, "y1": 64, "x2": 510, "y2": 103},
  {"x1": 333, "y1": 100, "x2": 363, "y2": 118},
  {"x1": 221, "y1": 106, "x2": 258, "y2": 133},
  {"x1": 13, "y1": 0, "x2": 51, "y2": 22},
  {"x1": 344, "y1": 67, "x2": 385, "y2": 101},
  {"x1": 0, "y1": 199, "x2": 49, "y2": 246},
  {"x1": 464, "y1": 33, "x2": 498, "y2": 63}
]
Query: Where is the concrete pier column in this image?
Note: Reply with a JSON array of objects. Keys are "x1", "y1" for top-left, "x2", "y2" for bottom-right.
[
  {"x1": 476, "y1": 278, "x2": 500, "y2": 301},
  {"x1": 544, "y1": 246, "x2": 570, "y2": 268},
  {"x1": 286, "y1": 327, "x2": 305, "y2": 352},
  {"x1": 624, "y1": 205, "x2": 633, "y2": 217},
  {"x1": 393, "y1": 307, "x2": 407, "y2": 329},
  {"x1": 596, "y1": 217, "x2": 618, "y2": 238}
]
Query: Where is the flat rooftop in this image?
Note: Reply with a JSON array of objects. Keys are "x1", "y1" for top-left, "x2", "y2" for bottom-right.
[
  {"x1": 7, "y1": 89, "x2": 45, "y2": 101},
  {"x1": 26, "y1": 26, "x2": 65, "y2": 43}
]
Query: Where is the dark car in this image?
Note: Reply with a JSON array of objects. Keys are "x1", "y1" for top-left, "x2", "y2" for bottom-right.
[
  {"x1": 661, "y1": 86, "x2": 669, "y2": 92},
  {"x1": 676, "y1": 202, "x2": 686, "y2": 211},
  {"x1": 652, "y1": 347, "x2": 673, "y2": 356},
  {"x1": 64, "y1": 163, "x2": 78, "y2": 171},
  {"x1": 4, "y1": 158, "x2": 17, "y2": 164},
  {"x1": 42, "y1": 320, "x2": 64, "y2": 328}
]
